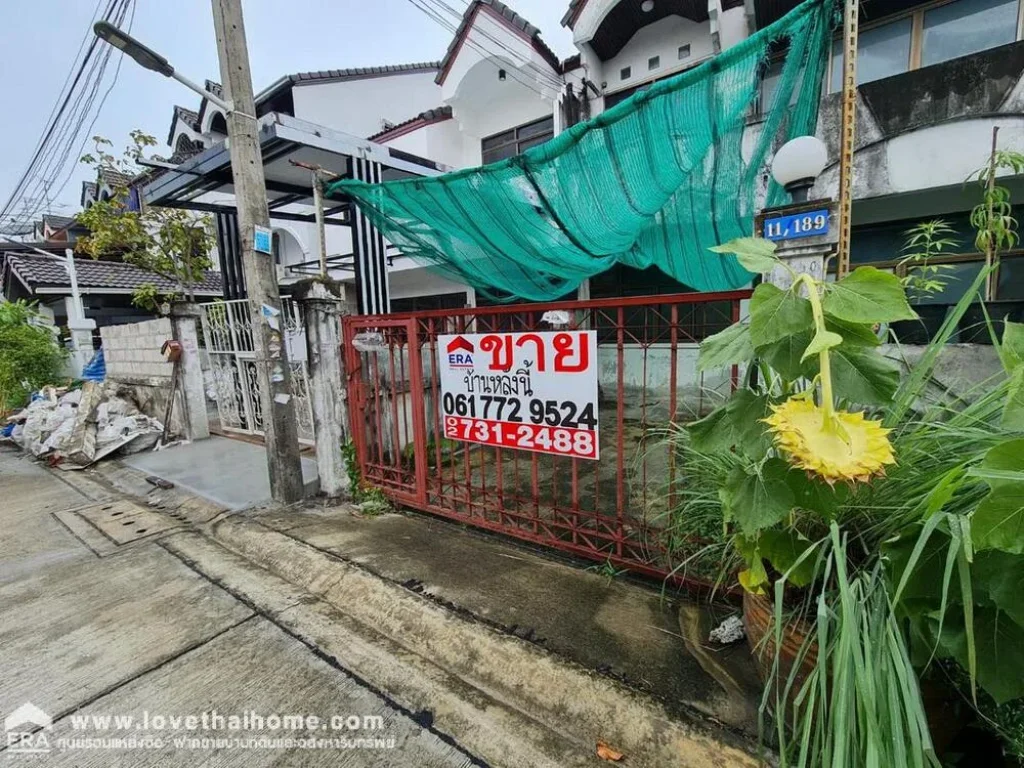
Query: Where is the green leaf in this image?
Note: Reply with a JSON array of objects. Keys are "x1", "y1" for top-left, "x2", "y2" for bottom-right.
[
  {"x1": 823, "y1": 266, "x2": 917, "y2": 324},
  {"x1": 829, "y1": 344, "x2": 901, "y2": 405},
  {"x1": 801, "y1": 329, "x2": 843, "y2": 363},
  {"x1": 697, "y1": 322, "x2": 752, "y2": 372},
  {"x1": 708, "y1": 236, "x2": 779, "y2": 275},
  {"x1": 719, "y1": 458, "x2": 795, "y2": 535},
  {"x1": 934, "y1": 607, "x2": 1024, "y2": 704},
  {"x1": 999, "y1": 319, "x2": 1024, "y2": 372},
  {"x1": 749, "y1": 283, "x2": 814, "y2": 348},
  {"x1": 760, "y1": 331, "x2": 815, "y2": 381},
  {"x1": 1003, "y1": 367, "x2": 1024, "y2": 432},
  {"x1": 758, "y1": 529, "x2": 817, "y2": 587},
  {"x1": 688, "y1": 390, "x2": 770, "y2": 458},
  {"x1": 972, "y1": 486, "x2": 1024, "y2": 554},
  {"x1": 785, "y1": 469, "x2": 844, "y2": 516},
  {"x1": 973, "y1": 439, "x2": 1024, "y2": 489},
  {"x1": 972, "y1": 550, "x2": 1024, "y2": 628},
  {"x1": 825, "y1": 315, "x2": 882, "y2": 347}
]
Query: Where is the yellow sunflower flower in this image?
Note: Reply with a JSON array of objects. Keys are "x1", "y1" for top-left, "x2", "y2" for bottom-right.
[{"x1": 763, "y1": 398, "x2": 895, "y2": 485}]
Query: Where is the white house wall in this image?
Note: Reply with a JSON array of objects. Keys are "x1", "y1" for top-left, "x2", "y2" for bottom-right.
[
  {"x1": 292, "y1": 72, "x2": 444, "y2": 139},
  {"x1": 384, "y1": 119, "x2": 471, "y2": 169},
  {"x1": 600, "y1": 15, "x2": 715, "y2": 96}
]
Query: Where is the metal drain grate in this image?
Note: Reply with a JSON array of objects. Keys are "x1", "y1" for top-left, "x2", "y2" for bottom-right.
[{"x1": 75, "y1": 500, "x2": 181, "y2": 545}]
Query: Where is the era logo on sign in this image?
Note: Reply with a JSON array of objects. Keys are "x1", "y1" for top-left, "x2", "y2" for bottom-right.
[
  {"x1": 5, "y1": 702, "x2": 52, "y2": 754},
  {"x1": 446, "y1": 337, "x2": 475, "y2": 368}
]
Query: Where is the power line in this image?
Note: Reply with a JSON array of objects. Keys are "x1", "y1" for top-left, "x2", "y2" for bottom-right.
[
  {"x1": 0, "y1": 0, "x2": 128, "y2": 231},
  {"x1": 424, "y1": 0, "x2": 566, "y2": 91},
  {"x1": 403, "y1": 0, "x2": 560, "y2": 101}
]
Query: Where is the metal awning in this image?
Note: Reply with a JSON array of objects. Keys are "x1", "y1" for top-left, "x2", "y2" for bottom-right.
[{"x1": 142, "y1": 112, "x2": 449, "y2": 226}]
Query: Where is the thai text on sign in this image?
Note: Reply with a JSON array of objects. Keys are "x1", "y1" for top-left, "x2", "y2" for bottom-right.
[{"x1": 437, "y1": 331, "x2": 600, "y2": 460}]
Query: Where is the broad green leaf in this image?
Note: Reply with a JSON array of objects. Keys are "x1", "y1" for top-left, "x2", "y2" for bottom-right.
[
  {"x1": 785, "y1": 469, "x2": 844, "y2": 516},
  {"x1": 883, "y1": 523, "x2": 957, "y2": 609},
  {"x1": 973, "y1": 438, "x2": 1024, "y2": 489},
  {"x1": 999, "y1": 319, "x2": 1024, "y2": 372},
  {"x1": 688, "y1": 390, "x2": 770, "y2": 458},
  {"x1": 738, "y1": 564, "x2": 768, "y2": 595},
  {"x1": 1002, "y1": 366, "x2": 1024, "y2": 431},
  {"x1": 719, "y1": 458, "x2": 795, "y2": 535},
  {"x1": 935, "y1": 607, "x2": 1024, "y2": 704},
  {"x1": 972, "y1": 550, "x2": 1024, "y2": 627},
  {"x1": 758, "y1": 529, "x2": 817, "y2": 587},
  {"x1": 697, "y1": 322, "x2": 752, "y2": 372},
  {"x1": 708, "y1": 236, "x2": 779, "y2": 275},
  {"x1": 800, "y1": 329, "x2": 843, "y2": 363},
  {"x1": 825, "y1": 314, "x2": 882, "y2": 347},
  {"x1": 972, "y1": 485, "x2": 1024, "y2": 553},
  {"x1": 823, "y1": 266, "x2": 917, "y2": 324},
  {"x1": 759, "y1": 330, "x2": 815, "y2": 381},
  {"x1": 749, "y1": 283, "x2": 814, "y2": 348},
  {"x1": 829, "y1": 344, "x2": 901, "y2": 405}
]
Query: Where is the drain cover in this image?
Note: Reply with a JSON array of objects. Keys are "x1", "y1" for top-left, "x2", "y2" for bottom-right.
[{"x1": 76, "y1": 500, "x2": 180, "y2": 545}]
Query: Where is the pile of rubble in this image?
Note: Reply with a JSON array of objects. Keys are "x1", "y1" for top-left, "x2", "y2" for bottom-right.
[{"x1": 1, "y1": 381, "x2": 166, "y2": 469}]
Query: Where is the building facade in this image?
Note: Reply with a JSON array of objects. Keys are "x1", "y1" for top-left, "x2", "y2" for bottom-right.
[{"x1": 153, "y1": 0, "x2": 1024, "y2": 324}]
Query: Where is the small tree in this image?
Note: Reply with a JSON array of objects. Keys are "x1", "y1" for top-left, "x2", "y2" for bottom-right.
[
  {"x1": 76, "y1": 131, "x2": 215, "y2": 309},
  {"x1": 0, "y1": 300, "x2": 67, "y2": 410},
  {"x1": 970, "y1": 130, "x2": 1024, "y2": 299}
]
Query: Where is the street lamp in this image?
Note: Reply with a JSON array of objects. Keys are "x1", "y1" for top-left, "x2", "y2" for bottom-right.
[
  {"x1": 93, "y1": 21, "x2": 233, "y2": 114},
  {"x1": 771, "y1": 135, "x2": 828, "y2": 203}
]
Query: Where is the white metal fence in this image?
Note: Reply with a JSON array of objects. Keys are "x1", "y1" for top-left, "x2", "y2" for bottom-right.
[{"x1": 199, "y1": 298, "x2": 315, "y2": 445}]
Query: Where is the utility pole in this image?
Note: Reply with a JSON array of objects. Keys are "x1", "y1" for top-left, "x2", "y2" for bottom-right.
[
  {"x1": 835, "y1": 0, "x2": 859, "y2": 278},
  {"x1": 211, "y1": 0, "x2": 305, "y2": 502}
]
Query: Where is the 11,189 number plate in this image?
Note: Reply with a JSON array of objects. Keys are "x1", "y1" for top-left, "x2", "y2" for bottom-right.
[{"x1": 437, "y1": 331, "x2": 599, "y2": 460}]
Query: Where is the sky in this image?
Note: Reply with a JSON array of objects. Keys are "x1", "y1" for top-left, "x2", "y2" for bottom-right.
[{"x1": 0, "y1": 0, "x2": 576, "y2": 224}]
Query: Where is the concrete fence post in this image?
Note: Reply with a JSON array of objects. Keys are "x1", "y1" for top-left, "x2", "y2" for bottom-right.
[
  {"x1": 169, "y1": 302, "x2": 210, "y2": 441},
  {"x1": 293, "y1": 280, "x2": 349, "y2": 497}
]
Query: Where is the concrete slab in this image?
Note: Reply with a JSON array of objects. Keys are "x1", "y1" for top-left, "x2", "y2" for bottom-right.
[
  {"x1": 0, "y1": 544, "x2": 252, "y2": 720},
  {"x1": 36, "y1": 618, "x2": 475, "y2": 767},
  {"x1": 122, "y1": 437, "x2": 318, "y2": 510},
  {"x1": 75, "y1": 499, "x2": 182, "y2": 544},
  {"x1": 246, "y1": 507, "x2": 762, "y2": 733}
]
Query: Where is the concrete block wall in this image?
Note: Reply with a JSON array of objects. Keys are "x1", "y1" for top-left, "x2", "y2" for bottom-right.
[{"x1": 100, "y1": 317, "x2": 173, "y2": 379}]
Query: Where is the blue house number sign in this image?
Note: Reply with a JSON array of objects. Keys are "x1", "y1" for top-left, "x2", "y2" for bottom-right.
[
  {"x1": 763, "y1": 208, "x2": 830, "y2": 242},
  {"x1": 254, "y1": 225, "x2": 273, "y2": 255}
]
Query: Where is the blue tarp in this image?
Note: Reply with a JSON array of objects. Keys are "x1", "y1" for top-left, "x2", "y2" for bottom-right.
[{"x1": 81, "y1": 348, "x2": 105, "y2": 381}]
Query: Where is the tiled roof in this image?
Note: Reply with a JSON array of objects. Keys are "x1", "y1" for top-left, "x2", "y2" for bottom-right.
[
  {"x1": 42, "y1": 214, "x2": 76, "y2": 231},
  {"x1": 5, "y1": 253, "x2": 222, "y2": 295},
  {"x1": 256, "y1": 62, "x2": 440, "y2": 107},
  {"x1": 369, "y1": 105, "x2": 453, "y2": 142},
  {"x1": 167, "y1": 105, "x2": 201, "y2": 146},
  {"x1": 436, "y1": 0, "x2": 561, "y2": 85},
  {"x1": 561, "y1": 0, "x2": 585, "y2": 28},
  {"x1": 99, "y1": 168, "x2": 133, "y2": 189}
]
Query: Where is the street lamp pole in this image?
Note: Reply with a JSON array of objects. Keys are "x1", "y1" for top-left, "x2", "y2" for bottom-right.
[{"x1": 93, "y1": 12, "x2": 305, "y2": 502}]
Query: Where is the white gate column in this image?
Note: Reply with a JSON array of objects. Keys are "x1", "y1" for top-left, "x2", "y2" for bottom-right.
[
  {"x1": 294, "y1": 280, "x2": 349, "y2": 497},
  {"x1": 170, "y1": 302, "x2": 211, "y2": 441}
]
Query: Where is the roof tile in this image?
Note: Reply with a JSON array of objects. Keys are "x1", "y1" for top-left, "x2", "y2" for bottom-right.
[{"x1": 5, "y1": 253, "x2": 222, "y2": 295}]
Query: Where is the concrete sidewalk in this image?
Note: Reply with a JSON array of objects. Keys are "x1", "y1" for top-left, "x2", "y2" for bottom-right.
[{"x1": 122, "y1": 436, "x2": 319, "y2": 509}]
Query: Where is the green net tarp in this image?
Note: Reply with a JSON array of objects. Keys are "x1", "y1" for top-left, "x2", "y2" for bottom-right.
[{"x1": 329, "y1": 0, "x2": 835, "y2": 301}]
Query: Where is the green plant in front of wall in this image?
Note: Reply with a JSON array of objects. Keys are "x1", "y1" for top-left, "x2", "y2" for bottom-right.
[
  {"x1": 670, "y1": 234, "x2": 1024, "y2": 764},
  {"x1": 76, "y1": 131, "x2": 215, "y2": 310},
  {"x1": 341, "y1": 439, "x2": 392, "y2": 514},
  {"x1": 0, "y1": 300, "x2": 67, "y2": 411},
  {"x1": 898, "y1": 219, "x2": 959, "y2": 298}
]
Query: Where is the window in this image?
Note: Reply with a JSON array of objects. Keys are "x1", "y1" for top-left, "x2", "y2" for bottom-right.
[
  {"x1": 830, "y1": 16, "x2": 912, "y2": 91},
  {"x1": 389, "y1": 292, "x2": 468, "y2": 313},
  {"x1": 620, "y1": 66, "x2": 631, "y2": 80},
  {"x1": 481, "y1": 116, "x2": 554, "y2": 163},
  {"x1": 922, "y1": 0, "x2": 1018, "y2": 67},
  {"x1": 648, "y1": 55, "x2": 660, "y2": 71},
  {"x1": 678, "y1": 44, "x2": 691, "y2": 60},
  {"x1": 829, "y1": 0, "x2": 1023, "y2": 92}
]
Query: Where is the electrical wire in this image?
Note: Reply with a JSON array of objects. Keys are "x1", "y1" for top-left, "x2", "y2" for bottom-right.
[
  {"x1": 423, "y1": 0, "x2": 566, "y2": 91},
  {"x1": 0, "y1": 0, "x2": 130, "y2": 232},
  {"x1": 403, "y1": 0, "x2": 562, "y2": 101}
]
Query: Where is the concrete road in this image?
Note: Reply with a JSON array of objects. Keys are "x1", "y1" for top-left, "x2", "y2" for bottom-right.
[{"x1": 0, "y1": 447, "x2": 478, "y2": 767}]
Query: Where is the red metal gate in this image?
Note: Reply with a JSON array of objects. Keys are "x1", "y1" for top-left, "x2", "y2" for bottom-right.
[{"x1": 342, "y1": 290, "x2": 749, "y2": 591}]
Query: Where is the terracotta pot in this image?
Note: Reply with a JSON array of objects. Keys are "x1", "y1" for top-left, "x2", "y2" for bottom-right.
[{"x1": 742, "y1": 590, "x2": 818, "y2": 693}]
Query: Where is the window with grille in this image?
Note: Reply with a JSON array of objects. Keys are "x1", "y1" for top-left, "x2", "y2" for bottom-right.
[{"x1": 481, "y1": 116, "x2": 555, "y2": 164}]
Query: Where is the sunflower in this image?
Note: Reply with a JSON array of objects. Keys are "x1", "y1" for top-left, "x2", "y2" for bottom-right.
[{"x1": 764, "y1": 398, "x2": 895, "y2": 485}]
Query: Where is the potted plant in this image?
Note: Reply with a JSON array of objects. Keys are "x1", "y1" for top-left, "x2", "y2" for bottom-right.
[{"x1": 677, "y1": 234, "x2": 1024, "y2": 764}]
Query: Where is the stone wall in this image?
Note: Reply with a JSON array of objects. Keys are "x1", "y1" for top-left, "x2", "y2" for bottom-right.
[{"x1": 100, "y1": 317, "x2": 184, "y2": 436}]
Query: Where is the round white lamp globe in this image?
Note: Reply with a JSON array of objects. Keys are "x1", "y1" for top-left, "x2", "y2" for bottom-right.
[
  {"x1": 771, "y1": 135, "x2": 828, "y2": 200},
  {"x1": 641, "y1": 0, "x2": 655, "y2": 12}
]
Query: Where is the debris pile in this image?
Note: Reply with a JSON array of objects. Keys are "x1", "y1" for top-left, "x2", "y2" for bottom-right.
[{"x1": 1, "y1": 381, "x2": 165, "y2": 469}]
